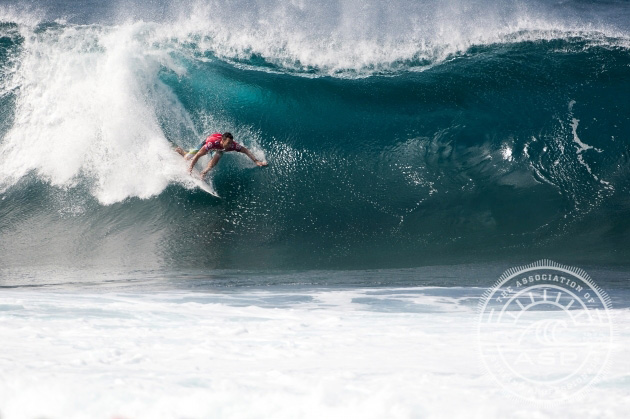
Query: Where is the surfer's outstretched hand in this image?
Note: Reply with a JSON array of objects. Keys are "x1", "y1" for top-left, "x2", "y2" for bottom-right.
[{"x1": 256, "y1": 161, "x2": 268, "y2": 167}]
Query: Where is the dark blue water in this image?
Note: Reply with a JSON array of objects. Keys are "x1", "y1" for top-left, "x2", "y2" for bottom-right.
[{"x1": 0, "y1": 0, "x2": 629, "y2": 286}]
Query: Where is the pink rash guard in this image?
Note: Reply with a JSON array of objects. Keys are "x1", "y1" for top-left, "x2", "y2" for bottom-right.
[{"x1": 203, "y1": 133, "x2": 243, "y2": 153}]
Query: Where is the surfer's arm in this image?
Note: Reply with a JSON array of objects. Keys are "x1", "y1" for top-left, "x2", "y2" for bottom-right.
[
  {"x1": 240, "y1": 147, "x2": 268, "y2": 167},
  {"x1": 201, "y1": 151, "x2": 223, "y2": 178},
  {"x1": 188, "y1": 147, "x2": 208, "y2": 173}
]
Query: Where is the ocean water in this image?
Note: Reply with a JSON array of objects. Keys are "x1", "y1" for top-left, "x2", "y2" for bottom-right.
[{"x1": 0, "y1": 0, "x2": 630, "y2": 417}]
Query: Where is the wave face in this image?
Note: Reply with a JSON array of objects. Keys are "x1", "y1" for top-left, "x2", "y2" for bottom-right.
[{"x1": 0, "y1": 0, "x2": 629, "y2": 271}]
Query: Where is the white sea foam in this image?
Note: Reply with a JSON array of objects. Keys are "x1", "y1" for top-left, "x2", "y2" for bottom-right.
[
  {"x1": 0, "y1": 21, "x2": 203, "y2": 204},
  {"x1": 0, "y1": 288, "x2": 628, "y2": 418}
]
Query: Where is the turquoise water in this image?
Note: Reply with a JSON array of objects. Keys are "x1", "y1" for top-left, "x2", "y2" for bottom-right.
[{"x1": 0, "y1": 0, "x2": 629, "y2": 275}]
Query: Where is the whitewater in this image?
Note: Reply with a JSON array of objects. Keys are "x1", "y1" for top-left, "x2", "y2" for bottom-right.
[
  {"x1": 0, "y1": 286, "x2": 628, "y2": 419},
  {"x1": 1, "y1": 0, "x2": 630, "y2": 417}
]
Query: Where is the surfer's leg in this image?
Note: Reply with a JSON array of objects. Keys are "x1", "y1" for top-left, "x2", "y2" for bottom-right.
[
  {"x1": 182, "y1": 140, "x2": 207, "y2": 160},
  {"x1": 176, "y1": 140, "x2": 206, "y2": 159},
  {"x1": 184, "y1": 149, "x2": 199, "y2": 160}
]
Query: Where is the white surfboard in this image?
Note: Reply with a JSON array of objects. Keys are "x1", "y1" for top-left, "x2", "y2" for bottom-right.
[
  {"x1": 174, "y1": 146, "x2": 220, "y2": 197},
  {"x1": 189, "y1": 167, "x2": 220, "y2": 198}
]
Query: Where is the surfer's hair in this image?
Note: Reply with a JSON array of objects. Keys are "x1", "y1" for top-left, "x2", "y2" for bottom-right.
[{"x1": 222, "y1": 132, "x2": 234, "y2": 141}]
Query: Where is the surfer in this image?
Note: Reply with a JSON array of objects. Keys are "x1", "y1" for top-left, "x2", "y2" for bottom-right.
[{"x1": 175, "y1": 132, "x2": 267, "y2": 179}]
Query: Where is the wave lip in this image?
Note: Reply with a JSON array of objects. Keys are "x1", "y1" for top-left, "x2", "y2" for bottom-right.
[
  {"x1": 147, "y1": 0, "x2": 630, "y2": 77},
  {"x1": 2, "y1": 0, "x2": 630, "y2": 78},
  {"x1": 195, "y1": 29, "x2": 630, "y2": 78}
]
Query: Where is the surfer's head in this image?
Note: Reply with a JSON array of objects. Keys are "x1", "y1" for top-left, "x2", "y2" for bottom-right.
[{"x1": 221, "y1": 132, "x2": 234, "y2": 148}]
